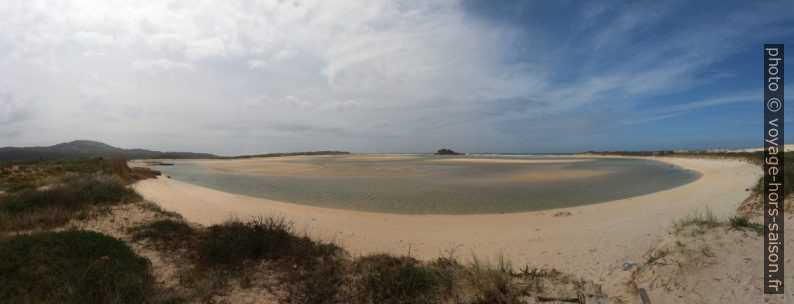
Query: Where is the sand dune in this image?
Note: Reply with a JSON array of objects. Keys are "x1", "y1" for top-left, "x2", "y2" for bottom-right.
[{"x1": 133, "y1": 156, "x2": 759, "y2": 300}]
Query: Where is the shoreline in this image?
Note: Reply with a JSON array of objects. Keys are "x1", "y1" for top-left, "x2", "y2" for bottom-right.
[{"x1": 132, "y1": 156, "x2": 759, "y2": 296}]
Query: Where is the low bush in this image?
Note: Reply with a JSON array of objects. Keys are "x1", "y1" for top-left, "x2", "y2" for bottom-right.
[
  {"x1": 196, "y1": 216, "x2": 294, "y2": 266},
  {"x1": 728, "y1": 216, "x2": 764, "y2": 235},
  {"x1": 0, "y1": 175, "x2": 139, "y2": 231},
  {"x1": 0, "y1": 230, "x2": 153, "y2": 304},
  {"x1": 1, "y1": 175, "x2": 137, "y2": 214},
  {"x1": 129, "y1": 219, "x2": 197, "y2": 250},
  {"x1": 354, "y1": 254, "x2": 451, "y2": 304}
]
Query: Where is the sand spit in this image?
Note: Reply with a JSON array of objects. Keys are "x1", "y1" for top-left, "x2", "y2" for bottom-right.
[
  {"x1": 429, "y1": 158, "x2": 594, "y2": 164},
  {"x1": 133, "y1": 156, "x2": 759, "y2": 298},
  {"x1": 342, "y1": 154, "x2": 421, "y2": 161}
]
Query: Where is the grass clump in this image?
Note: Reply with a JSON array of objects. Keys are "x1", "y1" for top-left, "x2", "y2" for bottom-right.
[
  {"x1": 465, "y1": 255, "x2": 522, "y2": 304},
  {"x1": 193, "y1": 215, "x2": 342, "y2": 267},
  {"x1": 196, "y1": 215, "x2": 295, "y2": 266},
  {"x1": 672, "y1": 209, "x2": 769, "y2": 237},
  {"x1": 129, "y1": 219, "x2": 197, "y2": 250},
  {"x1": 0, "y1": 230, "x2": 153, "y2": 304},
  {"x1": 672, "y1": 208, "x2": 721, "y2": 235},
  {"x1": 728, "y1": 216, "x2": 764, "y2": 235},
  {"x1": 355, "y1": 254, "x2": 451, "y2": 304}
]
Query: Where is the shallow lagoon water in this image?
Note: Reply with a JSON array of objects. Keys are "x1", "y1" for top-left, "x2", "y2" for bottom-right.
[{"x1": 156, "y1": 155, "x2": 701, "y2": 214}]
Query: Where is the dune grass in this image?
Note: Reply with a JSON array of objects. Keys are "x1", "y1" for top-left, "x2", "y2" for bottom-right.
[
  {"x1": 671, "y1": 207, "x2": 721, "y2": 235},
  {"x1": 129, "y1": 218, "x2": 197, "y2": 251},
  {"x1": 672, "y1": 208, "x2": 765, "y2": 237},
  {"x1": 355, "y1": 254, "x2": 452, "y2": 304},
  {"x1": 128, "y1": 214, "x2": 550, "y2": 304},
  {"x1": 0, "y1": 230, "x2": 153, "y2": 304},
  {"x1": 728, "y1": 216, "x2": 764, "y2": 235},
  {"x1": 130, "y1": 215, "x2": 346, "y2": 303},
  {"x1": 0, "y1": 159, "x2": 106, "y2": 193},
  {"x1": 465, "y1": 255, "x2": 524, "y2": 304},
  {"x1": 0, "y1": 175, "x2": 139, "y2": 231},
  {"x1": 0, "y1": 157, "x2": 161, "y2": 232}
]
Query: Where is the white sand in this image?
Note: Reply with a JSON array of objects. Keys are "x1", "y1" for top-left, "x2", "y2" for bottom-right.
[{"x1": 133, "y1": 156, "x2": 759, "y2": 297}]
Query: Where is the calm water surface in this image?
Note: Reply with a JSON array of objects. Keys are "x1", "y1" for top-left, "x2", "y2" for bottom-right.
[{"x1": 155, "y1": 155, "x2": 701, "y2": 214}]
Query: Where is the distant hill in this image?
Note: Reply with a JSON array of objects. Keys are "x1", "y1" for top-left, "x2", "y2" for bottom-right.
[{"x1": 0, "y1": 140, "x2": 217, "y2": 161}]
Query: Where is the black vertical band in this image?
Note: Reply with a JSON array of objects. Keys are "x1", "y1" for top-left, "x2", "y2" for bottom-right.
[{"x1": 764, "y1": 43, "x2": 784, "y2": 294}]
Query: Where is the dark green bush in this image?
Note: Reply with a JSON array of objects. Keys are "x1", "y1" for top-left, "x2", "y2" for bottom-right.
[
  {"x1": 0, "y1": 175, "x2": 137, "y2": 214},
  {"x1": 129, "y1": 219, "x2": 197, "y2": 250},
  {"x1": 196, "y1": 216, "x2": 294, "y2": 266},
  {"x1": 356, "y1": 255, "x2": 448, "y2": 304},
  {"x1": 729, "y1": 216, "x2": 764, "y2": 235},
  {"x1": 5, "y1": 180, "x2": 37, "y2": 193},
  {"x1": 0, "y1": 230, "x2": 153, "y2": 304}
]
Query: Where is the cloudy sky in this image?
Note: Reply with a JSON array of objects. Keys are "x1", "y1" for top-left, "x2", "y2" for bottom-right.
[{"x1": 0, "y1": 0, "x2": 792, "y2": 155}]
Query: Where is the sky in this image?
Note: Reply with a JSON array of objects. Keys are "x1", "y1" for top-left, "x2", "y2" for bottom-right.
[{"x1": 0, "y1": 0, "x2": 792, "y2": 155}]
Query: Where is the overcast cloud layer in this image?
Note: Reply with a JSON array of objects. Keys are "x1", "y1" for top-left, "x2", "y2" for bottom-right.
[{"x1": 0, "y1": 0, "x2": 792, "y2": 155}]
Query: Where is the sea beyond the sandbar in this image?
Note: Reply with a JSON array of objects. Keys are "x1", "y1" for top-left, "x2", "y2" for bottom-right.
[{"x1": 153, "y1": 154, "x2": 701, "y2": 214}]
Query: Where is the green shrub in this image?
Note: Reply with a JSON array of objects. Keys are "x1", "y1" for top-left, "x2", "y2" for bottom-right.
[
  {"x1": 196, "y1": 216, "x2": 294, "y2": 266},
  {"x1": 356, "y1": 255, "x2": 449, "y2": 304},
  {"x1": 129, "y1": 219, "x2": 197, "y2": 250},
  {"x1": 0, "y1": 230, "x2": 153, "y2": 304},
  {"x1": 5, "y1": 180, "x2": 37, "y2": 192},
  {"x1": 0, "y1": 175, "x2": 140, "y2": 232},
  {"x1": 729, "y1": 216, "x2": 764, "y2": 235},
  {"x1": 64, "y1": 175, "x2": 139, "y2": 204},
  {"x1": 0, "y1": 175, "x2": 138, "y2": 214}
]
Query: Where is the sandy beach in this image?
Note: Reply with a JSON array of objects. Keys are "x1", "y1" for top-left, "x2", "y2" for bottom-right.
[{"x1": 133, "y1": 156, "x2": 759, "y2": 297}]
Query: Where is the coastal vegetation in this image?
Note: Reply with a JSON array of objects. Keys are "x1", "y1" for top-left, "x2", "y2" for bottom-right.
[
  {"x1": 0, "y1": 158, "x2": 157, "y2": 232},
  {"x1": 128, "y1": 215, "x2": 605, "y2": 303},
  {"x1": 0, "y1": 230, "x2": 152, "y2": 304},
  {"x1": 671, "y1": 208, "x2": 763, "y2": 236}
]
